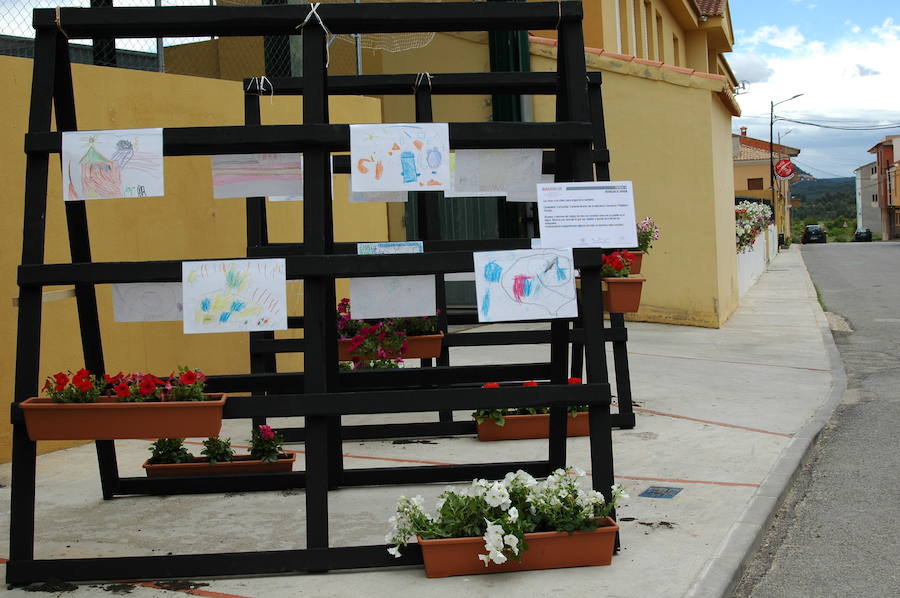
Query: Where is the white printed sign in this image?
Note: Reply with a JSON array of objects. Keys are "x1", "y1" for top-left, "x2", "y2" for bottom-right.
[{"x1": 537, "y1": 181, "x2": 638, "y2": 248}]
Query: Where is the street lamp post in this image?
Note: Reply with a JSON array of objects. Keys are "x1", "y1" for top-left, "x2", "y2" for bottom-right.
[{"x1": 770, "y1": 93, "x2": 804, "y2": 236}]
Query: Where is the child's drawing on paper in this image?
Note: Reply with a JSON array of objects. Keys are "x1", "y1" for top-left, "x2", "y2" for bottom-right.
[
  {"x1": 350, "y1": 123, "x2": 450, "y2": 192},
  {"x1": 212, "y1": 153, "x2": 303, "y2": 199},
  {"x1": 473, "y1": 249, "x2": 578, "y2": 323},
  {"x1": 62, "y1": 128, "x2": 164, "y2": 200},
  {"x1": 182, "y1": 259, "x2": 288, "y2": 334}
]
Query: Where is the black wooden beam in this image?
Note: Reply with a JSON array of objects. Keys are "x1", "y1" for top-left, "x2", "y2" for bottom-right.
[
  {"x1": 34, "y1": 2, "x2": 582, "y2": 37},
  {"x1": 25, "y1": 121, "x2": 594, "y2": 155}
]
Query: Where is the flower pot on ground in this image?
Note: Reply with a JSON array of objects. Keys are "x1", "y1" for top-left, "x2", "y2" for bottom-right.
[
  {"x1": 477, "y1": 412, "x2": 589, "y2": 441},
  {"x1": 142, "y1": 434, "x2": 295, "y2": 476},
  {"x1": 387, "y1": 467, "x2": 627, "y2": 578},
  {"x1": 19, "y1": 368, "x2": 226, "y2": 441},
  {"x1": 418, "y1": 517, "x2": 619, "y2": 578},
  {"x1": 602, "y1": 277, "x2": 645, "y2": 313},
  {"x1": 143, "y1": 454, "x2": 296, "y2": 477},
  {"x1": 474, "y1": 379, "x2": 589, "y2": 441}
]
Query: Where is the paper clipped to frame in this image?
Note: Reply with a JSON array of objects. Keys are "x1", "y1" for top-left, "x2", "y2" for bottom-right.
[{"x1": 537, "y1": 181, "x2": 638, "y2": 248}]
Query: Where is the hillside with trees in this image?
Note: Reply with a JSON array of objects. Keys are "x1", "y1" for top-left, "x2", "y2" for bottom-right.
[{"x1": 790, "y1": 177, "x2": 861, "y2": 242}]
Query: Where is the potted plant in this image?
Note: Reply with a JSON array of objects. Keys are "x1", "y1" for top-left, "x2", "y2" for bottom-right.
[
  {"x1": 602, "y1": 251, "x2": 644, "y2": 314},
  {"x1": 474, "y1": 379, "x2": 590, "y2": 441},
  {"x1": 336, "y1": 298, "x2": 444, "y2": 362},
  {"x1": 142, "y1": 429, "x2": 295, "y2": 477},
  {"x1": 633, "y1": 216, "x2": 661, "y2": 274},
  {"x1": 18, "y1": 367, "x2": 226, "y2": 441},
  {"x1": 386, "y1": 467, "x2": 627, "y2": 578}
]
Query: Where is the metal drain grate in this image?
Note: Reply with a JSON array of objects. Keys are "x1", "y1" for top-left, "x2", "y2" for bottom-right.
[{"x1": 638, "y1": 486, "x2": 683, "y2": 499}]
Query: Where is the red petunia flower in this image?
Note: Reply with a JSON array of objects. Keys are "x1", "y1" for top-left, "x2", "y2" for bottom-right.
[
  {"x1": 567, "y1": 377, "x2": 582, "y2": 385},
  {"x1": 53, "y1": 372, "x2": 69, "y2": 387},
  {"x1": 179, "y1": 370, "x2": 198, "y2": 385},
  {"x1": 523, "y1": 380, "x2": 538, "y2": 387},
  {"x1": 482, "y1": 382, "x2": 500, "y2": 388},
  {"x1": 138, "y1": 378, "x2": 157, "y2": 396},
  {"x1": 114, "y1": 383, "x2": 130, "y2": 398},
  {"x1": 259, "y1": 424, "x2": 275, "y2": 441}
]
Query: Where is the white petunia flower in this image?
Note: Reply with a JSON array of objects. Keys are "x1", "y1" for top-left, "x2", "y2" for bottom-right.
[
  {"x1": 484, "y1": 482, "x2": 511, "y2": 509},
  {"x1": 478, "y1": 553, "x2": 491, "y2": 567},
  {"x1": 387, "y1": 546, "x2": 401, "y2": 558},
  {"x1": 503, "y1": 534, "x2": 519, "y2": 553},
  {"x1": 507, "y1": 506, "x2": 519, "y2": 522},
  {"x1": 489, "y1": 549, "x2": 508, "y2": 565}
]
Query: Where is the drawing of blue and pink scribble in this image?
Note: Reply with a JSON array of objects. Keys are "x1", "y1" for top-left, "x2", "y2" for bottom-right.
[
  {"x1": 350, "y1": 123, "x2": 450, "y2": 193},
  {"x1": 182, "y1": 259, "x2": 288, "y2": 334},
  {"x1": 473, "y1": 249, "x2": 578, "y2": 323}
]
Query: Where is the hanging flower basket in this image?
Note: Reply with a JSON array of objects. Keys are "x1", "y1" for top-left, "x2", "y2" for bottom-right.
[
  {"x1": 338, "y1": 332, "x2": 444, "y2": 361},
  {"x1": 477, "y1": 412, "x2": 589, "y2": 441},
  {"x1": 418, "y1": 517, "x2": 619, "y2": 578},
  {"x1": 19, "y1": 394, "x2": 227, "y2": 441},
  {"x1": 142, "y1": 452, "x2": 295, "y2": 477},
  {"x1": 602, "y1": 277, "x2": 645, "y2": 313},
  {"x1": 629, "y1": 251, "x2": 644, "y2": 275}
]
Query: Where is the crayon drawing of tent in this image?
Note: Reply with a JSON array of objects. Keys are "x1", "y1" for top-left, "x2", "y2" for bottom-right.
[{"x1": 72, "y1": 140, "x2": 123, "y2": 200}]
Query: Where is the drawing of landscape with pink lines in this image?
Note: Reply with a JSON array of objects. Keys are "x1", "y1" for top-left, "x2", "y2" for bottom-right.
[
  {"x1": 211, "y1": 153, "x2": 303, "y2": 199},
  {"x1": 182, "y1": 259, "x2": 288, "y2": 334},
  {"x1": 62, "y1": 128, "x2": 164, "y2": 201},
  {"x1": 473, "y1": 249, "x2": 578, "y2": 323}
]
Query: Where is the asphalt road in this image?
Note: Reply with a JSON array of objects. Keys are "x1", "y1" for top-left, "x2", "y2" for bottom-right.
[{"x1": 732, "y1": 241, "x2": 900, "y2": 598}]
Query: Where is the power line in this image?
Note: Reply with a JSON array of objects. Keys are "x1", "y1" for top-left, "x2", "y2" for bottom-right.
[
  {"x1": 775, "y1": 117, "x2": 900, "y2": 131},
  {"x1": 791, "y1": 158, "x2": 852, "y2": 179}
]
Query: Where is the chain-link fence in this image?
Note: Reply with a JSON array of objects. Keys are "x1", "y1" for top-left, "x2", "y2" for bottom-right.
[{"x1": 0, "y1": 0, "x2": 445, "y2": 80}]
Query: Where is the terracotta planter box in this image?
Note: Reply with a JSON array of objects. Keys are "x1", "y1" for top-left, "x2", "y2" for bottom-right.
[
  {"x1": 338, "y1": 332, "x2": 444, "y2": 361},
  {"x1": 143, "y1": 453, "x2": 295, "y2": 477},
  {"x1": 629, "y1": 251, "x2": 644, "y2": 274},
  {"x1": 418, "y1": 517, "x2": 618, "y2": 578},
  {"x1": 602, "y1": 277, "x2": 645, "y2": 313},
  {"x1": 18, "y1": 394, "x2": 227, "y2": 441},
  {"x1": 477, "y1": 412, "x2": 589, "y2": 441}
]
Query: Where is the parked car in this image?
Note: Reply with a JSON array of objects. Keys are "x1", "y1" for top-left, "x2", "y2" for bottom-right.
[
  {"x1": 853, "y1": 227, "x2": 873, "y2": 242},
  {"x1": 802, "y1": 225, "x2": 827, "y2": 244}
]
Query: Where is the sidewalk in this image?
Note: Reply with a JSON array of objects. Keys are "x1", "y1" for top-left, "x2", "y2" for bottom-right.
[{"x1": 0, "y1": 246, "x2": 844, "y2": 598}]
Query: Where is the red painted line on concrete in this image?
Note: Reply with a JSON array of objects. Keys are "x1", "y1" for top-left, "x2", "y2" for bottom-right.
[
  {"x1": 629, "y1": 350, "x2": 831, "y2": 372},
  {"x1": 629, "y1": 406, "x2": 794, "y2": 438},
  {"x1": 180, "y1": 443, "x2": 761, "y2": 486},
  {"x1": 613, "y1": 474, "x2": 759, "y2": 488},
  {"x1": 135, "y1": 581, "x2": 252, "y2": 598}
]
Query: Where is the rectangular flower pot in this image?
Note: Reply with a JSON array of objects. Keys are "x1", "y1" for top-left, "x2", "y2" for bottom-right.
[
  {"x1": 602, "y1": 277, "x2": 645, "y2": 313},
  {"x1": 18, "y1": 394, "x2": 227, "y2": 441},
  {"x1": 418, "y1": 517, "x2": 618, "y2": 578},
  {"x1": 338, "y1": 332, "x2": 444, "y2": 361},
  {"x1": 143, "y1": 453, "x2": 295, "y2": 477},
  {"x1": 477, "y1": 412, "x2": 589, "y2": 441}
]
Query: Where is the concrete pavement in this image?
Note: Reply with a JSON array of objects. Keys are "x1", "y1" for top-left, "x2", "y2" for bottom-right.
[{"x1": 0, "y1": 246, "x2": 844, "y2": 597}]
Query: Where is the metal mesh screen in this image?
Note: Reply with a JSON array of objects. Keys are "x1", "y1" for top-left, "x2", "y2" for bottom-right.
[{"x1": 0, "y1": 0, "x2": 447, "y2": 79}]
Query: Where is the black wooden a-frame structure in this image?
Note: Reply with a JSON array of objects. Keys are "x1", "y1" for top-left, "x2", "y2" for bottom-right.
[{"x1": 10, "y1": 2, "x2": 620, "y2": 584}]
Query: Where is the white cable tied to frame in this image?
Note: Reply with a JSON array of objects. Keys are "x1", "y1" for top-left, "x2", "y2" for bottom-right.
[
  {"x1": 413, "y1": 72, "x2": 433, "y2": 93},
  {"x1": 296, "y1": 2, "x2": 333, "y2": 68},
  {"x1": 246, "y1": 76, "x2": 274, "y2": 103}
]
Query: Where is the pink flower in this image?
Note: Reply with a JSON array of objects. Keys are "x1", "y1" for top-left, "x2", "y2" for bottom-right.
[{"x1": 259, "y1": 425, "x2": 275, "y2": 441}]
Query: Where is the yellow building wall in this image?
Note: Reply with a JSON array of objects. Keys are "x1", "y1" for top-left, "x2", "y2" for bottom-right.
[
  {"x1": 530, "y1": 47, "x2": 737, "y2": 328},
  {"x1": 530, "y1": 0, "x2": 692, "y2": 67},
  {"x1": 0, "y1": 55, "x2": 386, "y2": 462}
]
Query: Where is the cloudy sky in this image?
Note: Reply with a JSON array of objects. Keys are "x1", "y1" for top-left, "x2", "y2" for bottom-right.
[{"x1": 729, "y1": 0, "x2": 900, "y2": 177}]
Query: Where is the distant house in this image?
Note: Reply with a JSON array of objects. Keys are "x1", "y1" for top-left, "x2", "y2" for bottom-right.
[
  {"x1": 866, "y1": 135, "x2": 900, "y2": 240},
  {"x1": 853, "y1": 161, "x2": 880, "y2": 235},
  {"x1": 732, "y1": 127, "x2": 800, "y2": 239}
]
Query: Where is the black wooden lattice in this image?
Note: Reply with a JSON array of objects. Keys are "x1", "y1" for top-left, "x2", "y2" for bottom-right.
[
  {"x1": 237, "y1": 71, "x2": 636, "y2": 445},
  {"x1": 9, "y1": 2, "x2": 619, "y2": 584}
]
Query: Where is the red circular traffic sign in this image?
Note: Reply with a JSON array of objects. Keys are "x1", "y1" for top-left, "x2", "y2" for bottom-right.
[{"x1": 775, "y1": 158, "x2": 795, "y2": 179}]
